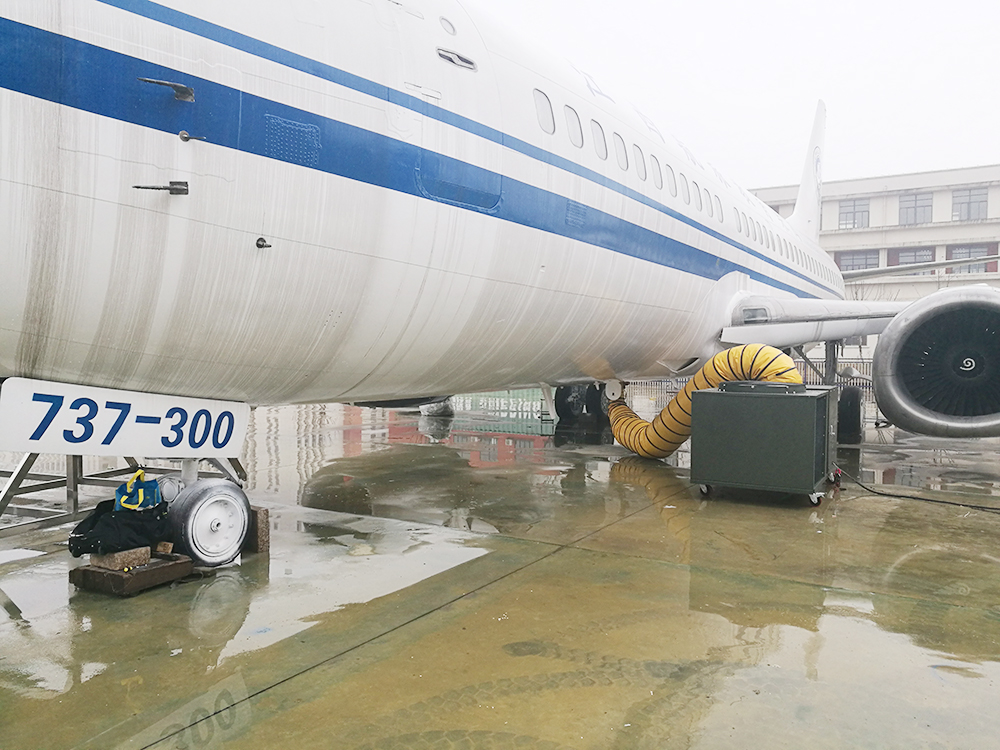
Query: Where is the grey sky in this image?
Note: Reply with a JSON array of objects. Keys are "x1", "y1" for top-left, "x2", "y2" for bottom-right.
[{"x1": 490, "y1": 0, "x2": 1000, "y2": 190}]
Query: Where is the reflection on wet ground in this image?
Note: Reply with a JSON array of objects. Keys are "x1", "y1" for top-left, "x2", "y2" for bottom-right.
[{"x1": 2, "y1": 391, "x2": 1000, "y2": 749}]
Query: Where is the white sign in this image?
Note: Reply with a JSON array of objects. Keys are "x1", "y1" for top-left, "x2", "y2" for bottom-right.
[{"x1": 0, "y1": 378, "x2": 249, "y2": 457}]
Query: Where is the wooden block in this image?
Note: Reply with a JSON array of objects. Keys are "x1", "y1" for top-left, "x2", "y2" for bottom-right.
[
  {"x1": 243, "y1": 505, "x2": 269, "y2": 554},
  {"x1": 90, "y1": 546, "x2": 150, "y2": 571},
  {"x1": 156, "y1": 541, "x2": 174, "y2": 554},
  {"x1": 69, "y1": 554, "x2": 193, "y2": 596}
]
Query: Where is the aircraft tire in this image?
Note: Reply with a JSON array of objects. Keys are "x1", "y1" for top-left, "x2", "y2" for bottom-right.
[
  {"x1": 585, "y1": 383, "x2": 610, "y2": 418},
  {"x1": 838, "y1": 386, "x2": 864, "y2": 444},
  {"x1": 555, "y1": 385, "x2": 587, "y2": 420},
  {"x1": 169, "y1": 478, "x2": 250, "y2": 567}
]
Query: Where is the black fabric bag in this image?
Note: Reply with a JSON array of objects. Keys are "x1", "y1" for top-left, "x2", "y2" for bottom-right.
[{"x1": 68, "y1": 499, "x2": 171, "y2": 557}]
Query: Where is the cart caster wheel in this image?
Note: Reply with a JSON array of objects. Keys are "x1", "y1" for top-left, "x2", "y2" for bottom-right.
[
  {"x1": 809, "y1": 493, "x2": 822, "y2": 507},
  {"x1": 699, "y1": 484, "x2": 712, "y2": 496}
]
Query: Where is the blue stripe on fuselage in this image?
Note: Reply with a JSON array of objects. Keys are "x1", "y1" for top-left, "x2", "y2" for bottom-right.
[
  {"x1": 0, "y1": 16, "x2": 821, "y2": 298},
  {"x1": 91, "y1": 0, "x2": 836, "y2": 297}
]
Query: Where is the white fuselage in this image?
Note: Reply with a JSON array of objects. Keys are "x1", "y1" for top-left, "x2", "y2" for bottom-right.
[{"x1": 0, "y1": 0, "x2": 843, "y2": 405}]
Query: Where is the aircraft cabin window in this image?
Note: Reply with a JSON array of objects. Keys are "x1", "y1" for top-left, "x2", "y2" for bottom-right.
[
  {"x1": 533, "y1": 89, "x2": 555, "y2": 134},
  {"x1": 633, "y1": 145, "x2": 647, "y2": 180},
  {"x1": 613, "y1": 133, "x2": 628, "y2": 170},
  {"x1": 763, "y1": 227, "x2": 770, "y2": 249},
  {"x1": 750, "y1": 218, "x2": 757, "y2": 242},
  {"x1": 691, "y1": 181, "x2": 702, "y2": 210},
  {"x1": 679, "y1": 173, "x2": 690, "y2": 204},
  {"x1": 564, "y1": 106, "x2": 584, "y2": 148},
  {"x1": 703, "y1": 188, "x2": 713, "y2": 217},
  {"x1": 768, "y1": 229, "x2": 775, "y2": 250},
  {"x1": 591, "y1": 120, "x2": 608, "y2": 160},
  {"x1": 650, "y1": 155, "x2": 663, "y2": 189},
  {"x1": 713, "y1": 195, "x2": 724, "y2": 222},
  {"x1": 664, "y1": 163, "x2": 678, "y2": 197}
]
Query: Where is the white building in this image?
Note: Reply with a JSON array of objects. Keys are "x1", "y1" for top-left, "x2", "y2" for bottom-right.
[{"x1": 753, "y1": 165, "x2": 1000, "y2": 353}]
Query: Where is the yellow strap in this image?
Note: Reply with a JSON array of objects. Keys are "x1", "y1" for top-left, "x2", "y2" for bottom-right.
[{"x1": 125, "y1": 469, "x2": 145, "y2": 493}]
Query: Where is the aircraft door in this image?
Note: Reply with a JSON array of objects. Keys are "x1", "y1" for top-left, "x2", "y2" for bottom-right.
[{"x1": 393, "y1": 3, "x2": 504, "y2": 214}]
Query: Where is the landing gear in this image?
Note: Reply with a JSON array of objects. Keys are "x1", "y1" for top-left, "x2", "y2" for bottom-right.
[
  {"x1": 837, "y1": 385, "x2": 864, "y2": 444},
  {"x1": 585, "y1": 384, "x2": 610, "y2": 419},
  {"x1": 554, "y1": 385, "x2": 587, "y2": 420},
  {"x1": 168, "y1": 477, "x2": 250, "y2": 567}
]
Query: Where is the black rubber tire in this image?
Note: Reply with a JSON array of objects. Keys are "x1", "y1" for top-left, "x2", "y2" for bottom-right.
[
  {"x1": 838, "y1": 385, "x2": 864, "y2": 444},
  {"x1": 555, "y1": 385, "x2": 587, "y2": 420},
  {"x1": 168, "y1": 478, "x2": 250, "y2": 567},
  {"x1": 585, "y1": 383, "x2": 610, "y2": 418}
]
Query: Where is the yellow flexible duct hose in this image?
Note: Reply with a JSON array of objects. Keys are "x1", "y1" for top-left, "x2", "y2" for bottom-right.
[{"x1": 608, "y1": 344, "x2": 802, "y2": 459}]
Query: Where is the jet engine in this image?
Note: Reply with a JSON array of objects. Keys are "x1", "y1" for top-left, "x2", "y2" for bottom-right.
[{"x1": 873, "y1": 286, "x2": 1000, "y2": 437}]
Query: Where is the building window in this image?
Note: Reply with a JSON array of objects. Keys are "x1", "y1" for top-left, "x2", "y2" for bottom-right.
[
  {"x1": 590, "y1": 120, "x2": 607, "y2": 160},
  {"x1": 899, "y1": 192, "x2": 932, "y2": 225},
  {"x1": 952, "y1": 187, "x2": 987, "y2": 221},
  {"x1": 564, "y1": 105, "x2": 583, "y2": 147},
  {"x1": 835, "y1": 249, "x2": 879, "y2": 271},
  {"x1": 533, "y1": 89, "x2": 555, "y2": 134},
  {"x1": 838, "y1": 198, "x2": 869, "y2": 229},
  {"x1": 888, "y1": 247, "x2": 934, "y2": 275},
  {"x1": 947, "y1": 245, "x2": 996, "y2": 273}
]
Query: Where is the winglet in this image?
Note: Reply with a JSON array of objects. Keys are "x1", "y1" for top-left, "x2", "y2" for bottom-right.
[{"x1": 787, "y1": 101, "x2": 826, "y2": 242}]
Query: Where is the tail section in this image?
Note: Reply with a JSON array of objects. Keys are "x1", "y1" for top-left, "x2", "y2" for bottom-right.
[{"x1": 787, "y1": 101, "x2": 826, "y2": 242}]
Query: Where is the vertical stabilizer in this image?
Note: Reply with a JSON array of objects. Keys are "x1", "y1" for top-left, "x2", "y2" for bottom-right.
[{"x1": 787, "y1": 101, "x2": 826, "y2": 242}]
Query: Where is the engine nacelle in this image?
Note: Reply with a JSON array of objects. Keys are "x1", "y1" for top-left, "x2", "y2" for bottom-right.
[{"x1": 873, "y1": 286, "x2": 1000, "y2": 437}]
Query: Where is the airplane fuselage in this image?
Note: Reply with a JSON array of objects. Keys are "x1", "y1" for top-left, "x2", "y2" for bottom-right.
[{"x1": 1, "y1": 0, "x2": 843, "y2": 405}]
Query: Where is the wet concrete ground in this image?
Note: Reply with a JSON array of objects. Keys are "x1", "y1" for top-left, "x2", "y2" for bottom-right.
[{"x1": 2, "y1": 390, "x2": 1000, "y2": 749}]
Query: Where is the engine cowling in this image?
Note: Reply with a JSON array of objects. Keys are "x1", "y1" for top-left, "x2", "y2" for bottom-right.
[{"x1": 873, "y1": 286, "x2": 1000, "y2": 437}]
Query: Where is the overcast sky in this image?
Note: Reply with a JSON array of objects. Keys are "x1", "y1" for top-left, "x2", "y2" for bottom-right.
[{"x1": 489, "y1": 0, "x2": 1000, "y2": 190}]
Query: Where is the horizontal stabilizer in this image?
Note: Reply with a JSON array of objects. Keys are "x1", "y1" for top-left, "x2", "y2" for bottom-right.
[{"x1": 843, "y1": 254, "x2": 1000, "y2": 281}]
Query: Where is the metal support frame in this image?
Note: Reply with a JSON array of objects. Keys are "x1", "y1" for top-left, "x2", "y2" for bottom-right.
[
  {"x1": 794, "y1": 342, "x2": 843, "y2": 386},
  {"x1": 0, "y1": 455, "x2": 245, "y2": 538},
  {"x1": 824, "y1": 340, "x2": 839, "y2": 386}
]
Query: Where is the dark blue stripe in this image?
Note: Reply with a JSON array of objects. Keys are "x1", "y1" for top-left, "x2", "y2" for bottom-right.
[
  {"x1": 92, "y1": 0, "x2": 838, "y2": 297},
  {"x1": 0, "y1": 17, "x2": 815, "y2": 298}
]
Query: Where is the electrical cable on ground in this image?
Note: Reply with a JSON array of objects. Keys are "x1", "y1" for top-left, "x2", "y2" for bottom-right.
[{"x1": 834, "y1": 463, "x2": 1000, "y2": 515}]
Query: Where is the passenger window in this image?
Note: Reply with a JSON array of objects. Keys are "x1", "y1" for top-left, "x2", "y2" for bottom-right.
[
  {"x1": 633, "y1": 145, "x2": 647, "y2": 180},
  {"x1": 649, "y1": 154, "x2": 663, "y2": 189},
  {"x1": 533, "y1": 89, "x2": 555, "y2": 134},
  {"x1": 679, "y1": 173, "x2": 690, "y2": 204},
  {"x1": 703, "y1": 188, "x2": 712, "y2": 217},
  {"x1": 750, "y1": 218, "x2": 757, "y2": 241},
  {"x1": 713, "y1": 195, "x2": 724, "y2": 222},
  {"x1": 768, "y1": 230, "x2": 775, "y2": 250},
  {"x1": 591, "y1": 120, "x2": 608, "y2": 160},
  {"x1": 691, "y1": 181, "x2": 702, "y2": 210},
  {"x1": 564, "y1": 105, "x2": 583, "y2": 147},
  {"x1": 613, "y1": 133, "x2": 628, "y2": 170},
  {"x1": 664, "y1": 163, "x2": 678, "y2": 196},
  {"x1": 763, "y1": 227, "x2": 770, "y2": 249}
]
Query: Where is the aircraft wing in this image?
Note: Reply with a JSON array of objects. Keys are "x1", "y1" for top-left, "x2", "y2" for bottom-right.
[{"x1": 720, "y1": 295, "x2": 908, "y2": 349}]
